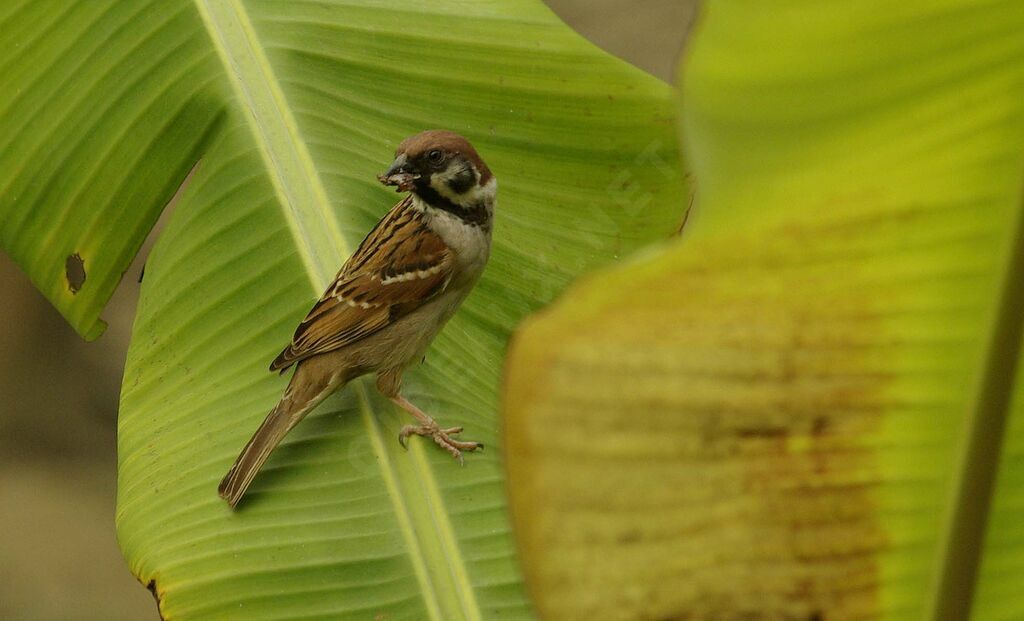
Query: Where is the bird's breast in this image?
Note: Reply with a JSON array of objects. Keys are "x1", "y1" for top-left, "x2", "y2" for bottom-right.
[{"x1": 425, "y1": 209, "x2": 491, "y2": 277}]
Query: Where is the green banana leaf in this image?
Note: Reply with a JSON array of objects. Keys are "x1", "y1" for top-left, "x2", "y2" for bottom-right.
[
  {"x1": 0, "y1": 0, "x2": 687, "y2": 619},
  {"x1": 0, "y1": 1, "x2": 225, "y2": 339},
  {"x1": 503, "y1": 1, "x2": 1024, "y2": 619}
]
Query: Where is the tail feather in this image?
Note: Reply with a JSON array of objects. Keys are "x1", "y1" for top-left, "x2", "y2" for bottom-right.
[
  {"x1": 218, "y1": 404, "x2": 296, "y2": 508},
  {"x1": 218, "y1": 365, "x2": 342, "y2": 508}
]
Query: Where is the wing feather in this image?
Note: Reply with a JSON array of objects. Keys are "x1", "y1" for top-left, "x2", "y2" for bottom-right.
[{"x1": 270, "y1": 197, "x2": 453, "y2": 372}]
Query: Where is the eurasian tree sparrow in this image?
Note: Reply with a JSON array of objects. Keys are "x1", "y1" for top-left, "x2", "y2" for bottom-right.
[{"x1": 219, "y1": 130, "x2": 495, "y2": 508}]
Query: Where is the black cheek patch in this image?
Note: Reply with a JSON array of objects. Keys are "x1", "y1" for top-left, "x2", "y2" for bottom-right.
[{"x1": 447, "y1": 168, "x2": 476, "y2": 194}]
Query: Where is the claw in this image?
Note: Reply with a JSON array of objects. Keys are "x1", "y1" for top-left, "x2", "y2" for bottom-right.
[{"x1": 388, "y1": 395, "x2": 481, "y2": 464}]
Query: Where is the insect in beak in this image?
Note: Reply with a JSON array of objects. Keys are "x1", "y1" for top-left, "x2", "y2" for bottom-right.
[{"x1": 378, "y1": 155, "x2": 420, "y2": 192}]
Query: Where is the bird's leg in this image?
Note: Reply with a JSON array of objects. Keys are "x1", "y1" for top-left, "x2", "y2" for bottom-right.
[
  {"x1": 377, "y1": 371, "x2": 482, "y2": 463},
  {"x1": 389, "y1": 395, "x2": 483, "y2": 464}
]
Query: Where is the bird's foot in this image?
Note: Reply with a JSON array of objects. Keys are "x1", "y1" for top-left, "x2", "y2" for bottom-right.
[{"x1": 398, "y1": 423, "x2": 483, "y2": 464}]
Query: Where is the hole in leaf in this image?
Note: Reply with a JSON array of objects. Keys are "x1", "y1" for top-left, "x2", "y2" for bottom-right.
[{"x1": 65, "y1": 253, "x2": 86, "y2": 293}]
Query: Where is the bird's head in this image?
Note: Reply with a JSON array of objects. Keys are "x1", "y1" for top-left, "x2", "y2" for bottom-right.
[{"x1": 378, "y1": 130, "x2": 495, "y2": 211}]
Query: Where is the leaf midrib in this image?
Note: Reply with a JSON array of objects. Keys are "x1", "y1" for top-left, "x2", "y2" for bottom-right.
[
  {"x1": 927, "y1": 169, "x2": 1024, "y2": 619},
  {"x1": 192, "y1": 2, "x2": 480, "y2": 619}
]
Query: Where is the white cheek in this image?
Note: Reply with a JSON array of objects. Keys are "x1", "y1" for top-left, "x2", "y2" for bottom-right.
[
  {"x1": 431, "y1": 165, "x2": 461, "y2": 186},
  {"x1": 429, "y1": 179, "x2": 453, "y2": 199}
]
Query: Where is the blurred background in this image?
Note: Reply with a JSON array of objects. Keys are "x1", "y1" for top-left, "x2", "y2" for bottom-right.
[{"x1": 0, "y1": 2, "x2": 694, "y2": 619}]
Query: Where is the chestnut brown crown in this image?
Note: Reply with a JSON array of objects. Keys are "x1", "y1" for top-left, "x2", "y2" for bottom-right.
[{"x1": 378, "y1": 130, "x2": 493, "y2": 200}]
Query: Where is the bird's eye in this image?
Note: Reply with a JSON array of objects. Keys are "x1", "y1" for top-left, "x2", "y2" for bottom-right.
[{"x1": 427, "y1": 149, "x2": 444, "y2": 165}]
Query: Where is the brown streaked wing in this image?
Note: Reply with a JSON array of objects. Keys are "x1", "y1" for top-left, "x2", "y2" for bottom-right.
[{"x1": 270, "y1": 197, "x2": 453, "y2": 372}]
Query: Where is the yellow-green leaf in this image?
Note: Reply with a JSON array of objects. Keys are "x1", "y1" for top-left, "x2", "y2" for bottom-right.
[{"x1": 503, "y1": 2, "x2": 1024, "y2": 619}]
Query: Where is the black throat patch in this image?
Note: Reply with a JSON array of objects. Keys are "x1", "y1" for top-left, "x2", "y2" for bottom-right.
[{"x1": 413, "y1": 182, "x2": 491, "y2": 227}]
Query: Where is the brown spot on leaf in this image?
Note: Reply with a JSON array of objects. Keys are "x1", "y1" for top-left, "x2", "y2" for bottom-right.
[
  {"x1": 736, "y1": 426, "x2": 789, "y2": 439},
  {"x1": 811, "y1": 416, "x2": 829, "y2": 436},
  {"x1": 65, "y1": 253, "x2": 86, "y2": 293},
  {"x1": 617, "y1": 528, "x2": 642, "y2": 544},
  {"x1": 504, "y1": 219, "x2": 890, "y2": 620}
]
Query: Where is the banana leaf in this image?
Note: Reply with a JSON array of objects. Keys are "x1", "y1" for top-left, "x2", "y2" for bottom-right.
[
  {"x1": 503, "y1": 1, "x2": 1024, "y2": 619},
  {"x1": 0, "y1": 0, "x2": 687, "y2": 618}
]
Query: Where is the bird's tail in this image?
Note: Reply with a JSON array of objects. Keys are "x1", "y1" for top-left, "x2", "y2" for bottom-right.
[{"x1": 218, "y1": 365, "x2": 343, "y2": 508}]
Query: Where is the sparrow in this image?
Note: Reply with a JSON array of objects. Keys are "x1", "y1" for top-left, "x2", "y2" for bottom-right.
[{"x1": 218, "y1": 129, "x2": 495, "y2": 508}]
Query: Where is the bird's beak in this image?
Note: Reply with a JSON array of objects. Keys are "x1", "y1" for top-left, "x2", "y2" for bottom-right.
[{"x1": 377, "y1": 154, "x2": 419, "y2": 192}]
